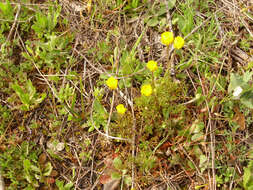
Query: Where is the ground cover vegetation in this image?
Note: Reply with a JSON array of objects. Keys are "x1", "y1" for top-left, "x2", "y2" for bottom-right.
[{"x1": 0, "y1": 0, "x2": 253, "y2": 189}]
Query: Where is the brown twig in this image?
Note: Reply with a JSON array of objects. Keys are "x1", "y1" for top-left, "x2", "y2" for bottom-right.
[
  {"x1": 6, "y1": 4, "x2": 21, "y2": 42},
  {"x1": 196, "y1": 64, "x2": 216, "y2": 190}
]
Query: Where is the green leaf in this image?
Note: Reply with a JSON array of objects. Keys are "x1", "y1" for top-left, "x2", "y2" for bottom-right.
[
  {"x1": 157, "y1": 5, "x2": 167, "y2": 16},
  {"x1": 240, "y1": 89, "x2": 253, "y2": 109},
  {"x1": 43, "y1": 162, "x2": 53, "y2": 176},
  {"x1": 56, "y1": 179, "x2": 64, "y2": 188},
  {"x1": 199, "y1": 155, "x2": 207, "y2": 167},
  {"x1": 23, "y1": 159, "x2": 31, "y2": 170},
  {"x1": 166, "y1": 0, "x2": 176, "y2": 9},
  {"x1": 191, "y1": 133, "x2": 203, "y2": 141},
  {"x1": 0, "y1": 0, "x2": 14, "y2": 18},
  {"x1": 113, "y1": 157, "x2": 123, "y2": 170},
  {"x1": 130, "y1": 30, "x2": 144, "y2": 57},
  {"x1": 93, "y1": 99, "x2": 107, "y2": 117},
  {"x1": 228, "y1": 73, "x2": 244, "y2": 93},
  {"x1": 65, "y1": 182, "x2": 74, "y2": 189},
  {"x1": 34, "y1": 93, "x2": 47, "y2": 104},
  {"x1": 131, "y1": 0, "x2": 139, "y2": 8},
  {"x1": 124, "y1": 176, "x2": 132, "y2": 186},
  {"x1": 190, "y1": 121, "x2": 204, "y2": 134},
  {"x1": 177, "y1": 7, "x2": 194, "y2": 35},
  {"x1": 243, "y1": 161, "x2": 253, "y2": 189},
  {"x1": 147, "y1": 17, "x2": 159, "y2": 27},
  {"x1": 88, "y1": 125, "x2": 95, "y2": 132},
  {"x1": 30, "y1": 165, "x2": 41, "y2": 173},
  {"x1": 111, "y1": 171, "x2": 121, "y2": 180},
  {"x1": 27, "y1": 80, "x2": 36, "y2": 98},
  {"x1": 243, "y1": 71, "x2": 253, "y2": 83},
  {"x1": 247, "y1": 61, "x2": 253, "y2": 70}
]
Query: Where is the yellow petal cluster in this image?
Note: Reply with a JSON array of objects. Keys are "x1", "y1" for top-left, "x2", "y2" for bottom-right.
[
  {"x1": 141, "y1": 84, "x2": 152, "y2": 96},
  {"x1": 116, "y1": 104, "x2": 127, "y2": 115},
  {"x1": 161, "y1": 31, "x2": 185, "y2": 49},
  {"x1": 173, "y1": 36, "x2": 185, "y2": 49},
  {"x1": 161, "y1": 32, "x2": 174, "y2": 46},
  {"x1": 106, "y1": 76, "x2": 118, "y2": 90},
  {"x1": 146, "y1": 60, "x2": 158, "y2": 72}
]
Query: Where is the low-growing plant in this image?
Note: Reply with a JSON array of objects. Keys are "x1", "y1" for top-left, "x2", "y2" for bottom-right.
[
  {"x1": 10, "y1": 80, "x2": 46, "y2": 111},
  {"x1": 56, "y1": 179, "x2": 73, "y2": 190},
  {"x1": 243, "y1": 160, "x2": 253, "y2": 189},
  {"x1": 0, "y1": 0, "x2": 14, "y2": 33},
  {"x1": 31, "y1": 5, "x2": 61, "y2": 38},
  {"x1": 23, "y1": 34, "x2": 73, "y2": 71},
  {"x1": 0, "y1": 141, "x2": 43, "y2": 189},
  {"x1": 228, "y1": 71, "x2": 253, "y2": 109},
  {"x1": 110, "y1": 157, "x2": 132, "y2": 187}
]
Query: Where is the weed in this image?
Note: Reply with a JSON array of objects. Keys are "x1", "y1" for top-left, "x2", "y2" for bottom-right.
[
  {"x1": 0, "y1": 142, "x2": 43, "y2": 189},
  {"x1": 31, "y1": 5, "x2": 61, "y2": 38},
  {"x1": 10, "y1": 80, "x2": 46, "y2": 111}
]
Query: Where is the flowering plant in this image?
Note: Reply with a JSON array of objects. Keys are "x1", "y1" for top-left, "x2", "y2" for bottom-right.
[
  {"x1": 161, "y1": 31, "x2": 174, "y2": 46},
  {"x1": 173, "y1": 36, "x2": 185, "y2": 49},
  {"x1": 141, "y1": 84, "x2": 152, "y2": 96},
  {"x1": 106, "y1": 76, "x2": 118, "y2": 90},
  {"x1": 146, "y1": 60, "x2": 158, "y2": 72},
  {"x1": 116, "y1": 104, "x2": 127, "y2": 115}
]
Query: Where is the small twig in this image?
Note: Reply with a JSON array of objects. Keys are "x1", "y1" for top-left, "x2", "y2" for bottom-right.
[
  {"x1": 239, "y1": 16, "x2": 253, "y2": 37},
  {"x1": 196, "y1": 64, "x2": 216, "y2": 190},
  {"x1": 210, "y1": 120, "x2": 216, "y2": 190},
  {"x1": 73, "y1": 148, "x2": 82, "y2": 190},
  {"x1": 164, "y1": 0, "x2": 173, "y2": 32},
  {"x1": 185, "y1": 69, "x2": 197, "y2": 91},
  {"x1": 164, "y1": 0, "x2": 175, "y2": 77},
  {"x1": 152, "y1": 132, "x2": 169, "y2": 156},
  {"x1": 130, "y1": 88, "x2": 136, "y2": 189},
  {"x1": 118, "y1": 90, "x2": 133, "y2": 107},
  {"x1": 0, "y1": 18, "x2": 27, "y2": 23},
  {"x1": 6, "y1": 4, "x2": 21, "y2": 41},
  {"x1": 90, "y1": 137, "x2": 97, "y2": 185},
  {"x1": 105, "y1": 90, "x2": 116, "y2": 140},
  {"x1": 105, "y1": 36, "x2": 120, "y2": 141},
  {"x1": 229, "y1": 168, "x2": 236, "y2": 190},
  {"x1": 214, "y1": 14, "x2": 224, "y2": 38},
  {"x1": 179, "y1": 145, "x2": 202, "y2": 176},
  {"x1": 74, "y1": 49, "x2": 105, "y2": 74}
]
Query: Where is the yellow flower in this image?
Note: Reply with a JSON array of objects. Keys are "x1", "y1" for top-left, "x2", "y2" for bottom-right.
[
  {"x1": 161, "y1": 31, "x2": 174, "y2": 46},
  {"x1": 173, "y1": 36, "x2": 184, "y2": 49},
  {"x1": 146, "y1": 60, "x2": 158, "y2": 72},
  {"x1": 116, "y1": 104, "x2": 127, "y2": 115},
  {"x1": 106, "y1": 76, "x2": 118, "y2": 90},
  {"x1": 141, "y1": 84, "x2": 152, "y2": 96}
]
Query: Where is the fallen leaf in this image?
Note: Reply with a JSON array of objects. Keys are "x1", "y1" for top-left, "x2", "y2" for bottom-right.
[
  {"x1": 233, "y1": 106, "x2": 245, "y2": 131},
  {"x1": 100, "y1": 174, "x2": 111, "y2": 185},
  {"x1": 39, "y1": 153, "x2": 47, "y2": 165},
  {"x1": 100, "y1": 154, "x2": 121, "y2": 189}
]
